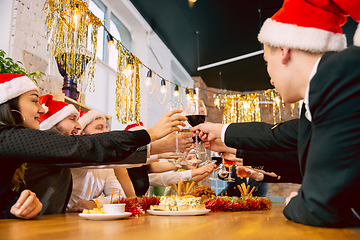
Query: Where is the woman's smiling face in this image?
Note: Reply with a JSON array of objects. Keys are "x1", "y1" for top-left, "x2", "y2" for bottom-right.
[{"x1": 18, "y1": 90, "x2": 45, "y2": 129}]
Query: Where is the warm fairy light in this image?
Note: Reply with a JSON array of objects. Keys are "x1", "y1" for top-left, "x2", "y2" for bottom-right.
[
  {"x1": 186, "y1": 88, "x2": 191, "y2": 101},
  {"x1": 174, "y1": 85, "x2": 179, "y2": 97},
  {"x1": 123, "y1": 63, "x2": 133, "y2": 77},
  {"x1": 214, "y1": 94, "x2": 220, "y2": 109},
  {"x1": 146, "y1": 70, "x2": 152, "y2": 86},
  {"x1": 160, "y1": 79, "x2": 167, "y2": 94},
  {"x1": 192, "y1": 89, "x2": 198, "y2": 100},
  {"x1": 243, "y1": 101, "x2": 250, "y2": 109},
  {"x1": 73, "y1": 8, "x2": 79, "y2": 26},
  {"x1": 107, "y1": 34, "x2": 116, "y2": 52}
]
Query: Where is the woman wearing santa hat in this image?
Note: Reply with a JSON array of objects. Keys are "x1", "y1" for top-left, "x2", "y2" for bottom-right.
[{"x1": 0, "y1": 73, "x2": 186, "y2": 219}]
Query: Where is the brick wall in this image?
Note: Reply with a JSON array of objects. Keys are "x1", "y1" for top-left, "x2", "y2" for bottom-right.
[
  {"x1": 193, "y1": 76, "x2": 301, "y2": 198},
  {"x1": 10, "y1": 0, "x2": 66, "y2": 97}
]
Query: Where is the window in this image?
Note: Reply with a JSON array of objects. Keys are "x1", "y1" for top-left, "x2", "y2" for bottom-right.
[
  {"x1": 108, "y1": 13, "x2": 133, "y2": 70},
  {"x1": 89, "y1": 0, "x2": 107, "y2": 61}
]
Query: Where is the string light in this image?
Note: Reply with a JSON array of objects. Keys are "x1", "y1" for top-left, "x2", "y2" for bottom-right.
[
  {"x1": 214, "y1": 93, "x2": 220, "y2": 109},
  {"x1": 174, "y1": 84, "x2": 179, "y2": 97},
  {"x1": 192, "y1": 89, "x2": 198, "y2": 100},
  {"x1": 73, "y1": 4, "x2": 79, "y2": 27},
  {"x1": 107, "y1": 34, "x2": 116, "y2": 52},
  {"x1": 123, "y1": 57, "x2": 133, "y2": 77},
  {"x1": 146, "y1": 70, "x2": 152, "y2": 86},
  {"x1": 186, "y1": 88, "x2": 191, "y2": 101},
  {"x1": 160, "y1": 79, "x2": 167, "y2": 94}
]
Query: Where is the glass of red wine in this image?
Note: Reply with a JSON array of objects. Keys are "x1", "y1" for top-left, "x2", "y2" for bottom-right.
[
  {"x1": 185, "y1": 99, "x2": 207, "y2": 154},
  {"x1": 165, "y1": 102, "x2": 187, "y2": 159}
]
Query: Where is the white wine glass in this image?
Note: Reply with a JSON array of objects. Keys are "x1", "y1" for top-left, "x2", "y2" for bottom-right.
[{"x1": 165, "y1": 102, "x2": 187, "y2": 158}]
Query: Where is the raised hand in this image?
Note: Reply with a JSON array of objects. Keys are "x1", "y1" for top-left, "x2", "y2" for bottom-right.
[
  {"x1": 147, "y1": 109, "x2": 187, "y2": 142},
  {"x1": 192, "y1": 163, "x2": 217, "y2": 176},
  {"x1": 190, "y1": 122, "x2": 224, "y2": 142},
  {"x1": 10, "y1": 190, "x2": 42, "y2": 219},
  {"x1": 203, "y1": 138, "x2": 237, "y2": 154},
  {"x1": 164, "y1": 132, "x2": 194, "y2": 153}
]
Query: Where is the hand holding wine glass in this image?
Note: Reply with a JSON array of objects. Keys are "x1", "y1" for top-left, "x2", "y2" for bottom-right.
[
  {"x1": 165, "y1": 102, "x2": 187, "y2": 158},
  {"x1": 190, "y1": 122, "x2": 224, "y2": 142},
  {"x1": 185, "y1": 99, "x2": 207, "y2": 154},
  {"x1": 146, "y1": 109, "x2": 186, "y2": 141}
]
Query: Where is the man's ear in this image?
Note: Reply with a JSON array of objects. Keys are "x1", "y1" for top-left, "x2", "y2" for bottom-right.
[{"x1": 280, "y1": 47, "x2": 291, "y2": 65}]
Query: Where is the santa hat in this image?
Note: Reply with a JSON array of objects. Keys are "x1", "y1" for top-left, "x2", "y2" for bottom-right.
[
  {"x1": 330, "y1": 0, "x2": 360, "y2": 47},
  {"x1": 124, "y1": 122, "x2": 145, "y2": 131},
  {"x1": 0, "y1": 74, "x2": 38, "y2": 105},
  {"x1": 39, "y1": 94, "x2": 79, "y2": 130},
  {"x1": 78, "y1": 109, "x2": 106, "y2": 133},
  {"x1": 258, "y1": 0, "x2": 349, "y2": 52}
]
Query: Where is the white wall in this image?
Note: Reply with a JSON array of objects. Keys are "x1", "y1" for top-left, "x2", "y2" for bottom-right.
[
  {"x1": 1, "y1": 0, "x2": 193, "y2": 131},
  {"x1": 84, "y1": 0, "x2": 193, "y2": 130},
  {"x1": 0, "y1": 0, "x2": 14, "y2": 53}
]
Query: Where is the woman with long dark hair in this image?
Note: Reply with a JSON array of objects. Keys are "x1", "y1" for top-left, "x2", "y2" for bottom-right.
[{"x1": 0, "y1": 73, "x2": 185, "y2": 219}]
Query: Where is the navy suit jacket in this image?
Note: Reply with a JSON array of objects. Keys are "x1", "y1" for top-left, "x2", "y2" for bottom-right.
[{"x1": 224, "y1": 46, "x2": 360, "y2": 227}]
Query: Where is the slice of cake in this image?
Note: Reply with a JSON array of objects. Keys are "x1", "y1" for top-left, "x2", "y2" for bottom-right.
[{"x1": 150, "y1": 195, "x2": 206, "y2": 211}]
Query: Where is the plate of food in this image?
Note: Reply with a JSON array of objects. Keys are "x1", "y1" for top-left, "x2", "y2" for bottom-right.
[
  {"x1": 78, "y1": 212, "x2": 132, "y2": 220},
  {"x1": 148, "y1": 195, "x2": 211, "y2": 216},
  {"x1": 147, "y1": 209, "x2": 210, "y2": 216}
]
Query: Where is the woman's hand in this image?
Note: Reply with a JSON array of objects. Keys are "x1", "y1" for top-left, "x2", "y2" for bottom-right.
[
  {"x1": 147, "y1": 109, "x2": 187, "y2": 142},
  {"x1": 192, "y1": 163, "x2": 217, "y2": 177},
  {"x1": 10, "y1": 190, "x2": 42, "y2": 219}
]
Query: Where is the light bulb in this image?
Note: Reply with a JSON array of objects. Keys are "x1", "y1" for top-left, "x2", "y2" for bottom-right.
[
  {"x1": 124, "y1": 64, "x2": 133, "y2": 77},
  {"x1": 160, "y1": 79, "x2": 167, "y2": 94},
  {"x1": 146, "y1": 70, "x2": 152, "y2": 86},
  {"x1": 107, "y1": 34, "x2": 116, "y2": 52},
  {"x1": 186, "y1": 88, "x2": 191, "y2": 101},
  {"x1": 192, "y1": 89, "x2": 198, "y2": 100},
  {"x1": 174, "y1": 85, "x2": 179, "y2": 97}
]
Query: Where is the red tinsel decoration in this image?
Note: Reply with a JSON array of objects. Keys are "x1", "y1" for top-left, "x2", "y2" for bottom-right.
[
  {"x1": 204, "y1": 197, "x2": 271, "y2": 212},
  {"x1": 114, "y1": 196, "x2": 160, "y2": 216}
]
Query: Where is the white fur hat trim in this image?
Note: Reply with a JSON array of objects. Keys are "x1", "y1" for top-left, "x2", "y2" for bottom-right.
[
  {"x1": 40, "y1": 104, "x2": 79, "y2": 130},
  {"x1": 258, "y1": 18, "x2": 347, "y2": 53}
]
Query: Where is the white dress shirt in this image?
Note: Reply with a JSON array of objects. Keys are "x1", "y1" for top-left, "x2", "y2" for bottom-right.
[{"x1": 68, "y1": 168, "x2": 125, "y2": 208}]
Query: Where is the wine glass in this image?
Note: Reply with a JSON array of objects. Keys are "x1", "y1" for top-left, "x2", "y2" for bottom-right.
[
  {"x1": 185, "y1": 99, "x2": 207, "y2": 154},
  {"x1": 224, "y1": 159, "x2": 236, "y2": 182},
  {"x1": 208, "y1": 153, "x2": 222, "y2": 181},
  {"x1": 165, "y1": 102, "x2": 186, "y2": 158}
]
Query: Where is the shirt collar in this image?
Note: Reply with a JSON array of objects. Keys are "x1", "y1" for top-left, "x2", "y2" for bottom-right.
[{"x1": 303, "y1": 57, "x2": 322, "y2": 122}]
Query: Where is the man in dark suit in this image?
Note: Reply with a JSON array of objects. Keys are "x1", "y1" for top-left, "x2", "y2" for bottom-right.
[{"x1": 191, "y1": 0, "x2": 360, "y2": 227}]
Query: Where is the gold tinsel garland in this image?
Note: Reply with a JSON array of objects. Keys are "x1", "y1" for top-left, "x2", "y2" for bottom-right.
[
  {"x1": 44, "y1": 0, "x2": 102, "y2": 91},
  {"x1": 115, "y1": 42, "x2": 141, "y2": 124},
  {"x1": 220, "y1": 89, "x2": 299, "y2": 124}
]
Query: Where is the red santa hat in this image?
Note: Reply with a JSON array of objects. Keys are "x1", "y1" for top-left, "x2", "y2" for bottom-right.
[
  {"x1": 78, "y1": 109, "x2": 106, "y2": 133},
  {"x1": 0, "y1": 73, "x2": 38, "y2": 105},
  {"x1": 39, "y1": 94, "x2": 79, "y2": 130},
  {"x1": 258, "y1": 0, "x2": 349, "y2": 52},
  {"x1": 124, "y1": 122, "x2": 145, "y2": 131}
]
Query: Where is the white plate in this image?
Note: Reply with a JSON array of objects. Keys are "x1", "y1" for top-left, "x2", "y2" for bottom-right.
[
  {"x1": 78, "y1": 212, "x2": 132, "y2": 220},
  {"x1": 147, "y1": 209, "x2": 210, "y2": 216}
]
